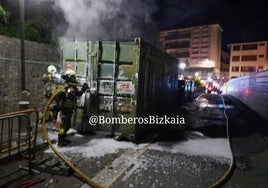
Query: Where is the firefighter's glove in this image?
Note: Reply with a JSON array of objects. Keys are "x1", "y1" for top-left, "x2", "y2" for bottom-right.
[
  {"x1": 81, "y1": 83, "x2": 89, "y2": 92},
  {"x1": 61, "y1": 75, "x2": 68, "y2": 81},
  {"x1": 42, "y1": 74, "x2": 49, "y2": 84}
]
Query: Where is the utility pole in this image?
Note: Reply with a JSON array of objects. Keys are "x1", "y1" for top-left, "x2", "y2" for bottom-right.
[
  {"x1": 20, "y1": 0, "x2": 25, "y2": 91},
  {"x1": 19, "y1": 0, "x2": 29, "y2": 135}
]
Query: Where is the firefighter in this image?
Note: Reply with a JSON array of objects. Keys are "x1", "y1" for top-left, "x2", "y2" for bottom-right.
[
  {"x1": 42, "y1": 65, "x2": 57, "y2": 98},
  {"x1": 40, "y1": 65, "x2": 58, "y2": 121},
  {"x1": 56, "y1": 69, "x2": 88, "y2": 146}
]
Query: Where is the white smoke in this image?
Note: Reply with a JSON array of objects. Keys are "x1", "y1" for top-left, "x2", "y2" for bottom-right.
[{"x1": 53, "y1": 0, "x2": 159, "y2": 44}]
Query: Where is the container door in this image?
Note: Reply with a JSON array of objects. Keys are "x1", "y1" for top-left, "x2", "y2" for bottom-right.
[{"x1": 90, "y1": 41, "x2": 138, "y2": 138}]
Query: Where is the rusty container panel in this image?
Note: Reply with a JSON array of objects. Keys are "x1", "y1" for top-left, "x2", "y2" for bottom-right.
[{"x1": 61, "y1": 38, "x2": 178, "y2": 141}]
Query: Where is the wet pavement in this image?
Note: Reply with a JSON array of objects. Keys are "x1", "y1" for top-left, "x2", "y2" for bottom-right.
[{"x1": 0, "y1": 94, "x2": 268, "y2": 188}]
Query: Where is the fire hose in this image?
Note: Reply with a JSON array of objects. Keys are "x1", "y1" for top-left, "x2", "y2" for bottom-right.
[
  {"x1": 41, "y1": 84, "x2": 105, "y2": 188},
  {"x1": 210, "y1": 94, "x2": 235, "y2": 188}
]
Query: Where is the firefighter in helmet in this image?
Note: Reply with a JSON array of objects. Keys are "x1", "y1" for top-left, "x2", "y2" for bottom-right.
[
  {"x1": 42, "y1": 65, "x2": 57, "y2": 98},
  {"x1": 56, "y1": 69, "x2": 88, "y2": 146},
  {"x1": 40, "y1": 65, "x2": 58, "y2": 121}
]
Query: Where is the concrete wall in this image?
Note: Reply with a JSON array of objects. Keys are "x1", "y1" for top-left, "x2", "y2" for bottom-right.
[{"x1": 0, "y1": 35, "x2": 60, "y2": 114}]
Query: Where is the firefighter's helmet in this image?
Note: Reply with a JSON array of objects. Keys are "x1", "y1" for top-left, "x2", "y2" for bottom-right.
[
  {"x1": 47, "y1": 65, "x2": 57, "y2": 74},
  {"x1": 65, "y1": 69, "x2": 76, "y2": 77}
]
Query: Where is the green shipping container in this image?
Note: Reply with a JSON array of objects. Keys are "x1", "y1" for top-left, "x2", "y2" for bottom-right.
[{"x1": 60, "y1": 38, "x2": 178, "y2": 141}]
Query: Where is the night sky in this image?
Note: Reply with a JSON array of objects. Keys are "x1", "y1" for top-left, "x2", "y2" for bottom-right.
[{"x1": 154, "y1": 0, "x2": 268, "y2": 51}]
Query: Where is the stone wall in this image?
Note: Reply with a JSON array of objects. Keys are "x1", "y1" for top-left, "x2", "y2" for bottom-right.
[{"x1": 0, "y1": 35, "x2": 60, "y2": 114}]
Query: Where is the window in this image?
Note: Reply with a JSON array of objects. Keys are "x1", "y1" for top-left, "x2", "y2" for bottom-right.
[
  {"x1": 201, "y1": 26, "x2": 209, "y2": 33},
  {"x1": 232, "y1": 56, "x2": 240, "y2": 61},
  {"x1": 192, "y1": 39, "x2": 200, "y2": 44},
  {"x1": 178, "y1": 41, "x2": 190, "y2": 48},
  {"x1": 201, "y1": 47, "x2": 208, "y2": 51},
  {"x1": 231, "y1": 66, "x2": 239, "y2": 72},
  {"x1": 241, "y1": 55, "x2": 257, "y2": 61},
  {"x1": 259, "y1": 43, "x2": 265, "y2": 46},
  {"x1": 165, "y1": 41, "x2": 178, "y2": 49},
  {"x1": 192, "y1": 28, "x2": 200, "y2": 34},
  {"x1": 241, "y1": 66, "x2": 256, "y2": 72},
  {"x1": 233, "y1": 45, "x2": 241, "y2": 51},
  {"x1": 192, "y1": 58, "x2": 198, "y2": 64},
  {"x1": 258, "y1": 54, "x2": 264, "y2": 58},
  {"x1": 201, "y1": 34, "x2": 210, "y2": 38},
  {"x1": 201, "y1": 38, "x2": 209, "y2": 44},
  {"x1": 170, "y1": 51, "x2": 190, "y2": 58},
  {"x1": 201, "y1": 47, "x2": 208, "y2": 54},
  {"x1": 165, "y1": 30, "x2": 191, "y2": 40},
  {"x1": 200, "y1": 57, "x2": 209, "y2": 62},
  {"x1": 242, "y1": 44, "x2": 258, "y2": 50},
  {"x1": 165, "y1": 31, "x2": 179, "y2": 40}
]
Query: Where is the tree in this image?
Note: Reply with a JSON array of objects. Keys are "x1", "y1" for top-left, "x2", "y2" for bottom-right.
[
  {"x1": 0, "y1": 1, "x2": 59, "y2": 45},
  {"x1": 0, "y1": 4, "x2": 9, "y2": 24}
]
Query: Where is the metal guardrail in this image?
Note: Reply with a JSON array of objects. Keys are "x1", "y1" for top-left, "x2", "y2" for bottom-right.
[{"x1": 0, "y1": 109, "x2": 39, "y2": 162}]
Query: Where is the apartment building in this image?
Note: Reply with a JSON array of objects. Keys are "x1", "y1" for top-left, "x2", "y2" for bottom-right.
[
  {"x1": 159, "y1": 24, "x2": 223, "y2": 80},
  {"x1": 220, "y1": 50, "x2": 230, "y2": 82},
  {"x1": 228, "y1": 41, "x2": 268, "y2": 79}
]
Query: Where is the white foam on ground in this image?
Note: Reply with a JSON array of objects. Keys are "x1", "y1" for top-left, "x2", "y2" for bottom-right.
[
  {"x1": 46, "y1": 132, "x2": 146, "y2": 158},
  {"x1": 46, "y1": 131, "x2": 231, "y2": 160},
  {"x1": 150, "y1": 138, "x2": 231, "y2": 159}
]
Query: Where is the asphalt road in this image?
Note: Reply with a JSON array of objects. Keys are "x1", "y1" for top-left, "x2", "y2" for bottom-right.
[
  {"x1": 186, "y1": 94, "x2": 268, "y2": 188},
  {"x1": 0, "y1": 94, "x2": 267, "y2": 188}
]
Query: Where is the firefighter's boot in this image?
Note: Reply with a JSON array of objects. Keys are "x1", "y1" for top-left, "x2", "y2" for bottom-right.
[
  {"x1": 63, "y1": 136, "x2": 71, "y2": 144},
  {"x1": 58, "y1": 134, "x2": 69, "y2": 147}
]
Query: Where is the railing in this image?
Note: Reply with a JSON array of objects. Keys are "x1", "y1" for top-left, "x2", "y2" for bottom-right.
[{"x1": 0, "y1": 109, "x2": 39, "y2": 163}]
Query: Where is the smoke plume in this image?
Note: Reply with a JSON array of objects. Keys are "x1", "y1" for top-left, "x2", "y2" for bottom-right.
[{"x1": 53, "y1": 0, "x2": 159, "y2": 44}]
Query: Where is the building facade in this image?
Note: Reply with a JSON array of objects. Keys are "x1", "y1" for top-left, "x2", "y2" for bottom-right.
[
  {"x1": 159, "y1": 24, "x2": 223, "y2": 80},
  {"x1": 220, "y1": 50, "x2": 230, "y2": 82},
  {"x1": 228, "y1": 41, "x2": 268, "y2": 79}
]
